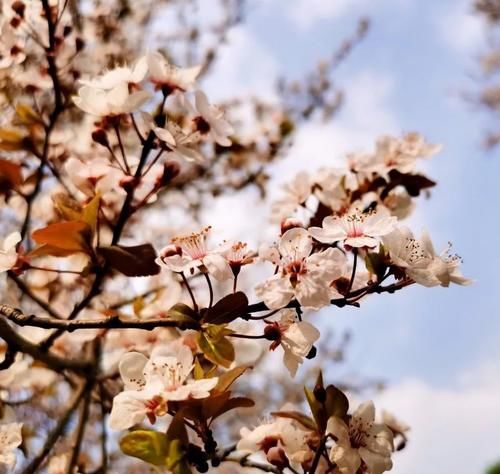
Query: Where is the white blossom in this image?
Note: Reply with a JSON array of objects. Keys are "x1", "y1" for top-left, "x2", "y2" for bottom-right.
[
  {"x1": 0, "y1": 232, "x2": 20, "y2": 273},
  {"x1": 79, "y1": 57, "x2": 148, "y2": 89},
  {"x1": 309, "y1": 209, "x2": 397, "y2": 248},
  {"x1": 383, "y1": 227, "x2": 472, "y2": 287},
  {"x1": 268, "y1": 310, "x2": 320, "y2": 377},
  {"x1": 0, "y1": 407, "x2": 22, "y2": 468},
  {"x1": 255, "y1": 227, "x2": 346, "y2": 310},
  {"x1": 156, "y1": 227, "x2": 232, "y2": 281},
  {"x1": 327, "y1": 401, "x2": 393, "y2": 474},
  {"x1": 73, "y1": 82, "x2": 151, "y2": 117},
  {"x1": 193, "y1": 90, "x2": 234, "y2": 146},
  {"x1": 147, "y1": 52, "x2": 201, "y2": 92},
  {"x1": 109, "y1": 341, "x2": 218, "y2": 431}
]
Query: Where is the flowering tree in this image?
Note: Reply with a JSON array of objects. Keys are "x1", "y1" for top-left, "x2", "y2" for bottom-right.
[{"x1": 0, "y1": 0, "x2": 470, "y2": 473}]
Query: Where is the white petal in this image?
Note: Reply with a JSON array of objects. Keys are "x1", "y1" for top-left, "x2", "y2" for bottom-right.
[
  {"x1": 119, "y1": 352, "x2": 148, "y2": 389},
  {"x1": 3, "y1": 232, "x2": 21, "y2": 252},
  {"x1": 203, "y1": 253, "x2": 233, "y2": 281},
  {"x1": 108, "y1": 391, "x2": 149, "y2": 431},
  {"x1": 279, "y1": 228, "x2": 312, "y2": 260},
  {"x1": 255, "y1": 275, "x2": 294, "y2": 310}
]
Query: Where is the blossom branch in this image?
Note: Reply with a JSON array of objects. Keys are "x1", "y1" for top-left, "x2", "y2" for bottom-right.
[{"x1": 8, "y1": 271, "x2": 65, "y2": 320}]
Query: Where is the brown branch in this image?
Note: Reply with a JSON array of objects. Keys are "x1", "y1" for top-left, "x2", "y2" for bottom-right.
[
  {"x1": 21, "y1": 381, "x2": 88, "y2": 474},
  {"x1": 1, "y1": 306, "x2": 199, "y2": 331},
  {"x1": 0, "y1": 280, "x2": 415, "y2": 336},
  {"x1": 66, "y1": 388, "x2": 92, "y2": 474},
  {"x1": 39, "y1": 131, "x2": 158, "y2": 349},
  {"x1": 8, "y1": 271, "x2": 65, "y2": 320},
  {"x1": 0, "y1": 307, "x2": 91, "y2": 371}
]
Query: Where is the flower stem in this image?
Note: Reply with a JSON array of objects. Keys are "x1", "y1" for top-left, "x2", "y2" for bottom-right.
[
  {"x1": 181, "y1": 272, "x2": 198, "y2": 312},
  {"x1": 204, "y1": 273, "x2": 214, "y2": 308}
]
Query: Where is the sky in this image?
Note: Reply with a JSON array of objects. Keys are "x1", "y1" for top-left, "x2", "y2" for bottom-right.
[{"x1": 198, "y1": 0, "x2": 500, "y2": 472}]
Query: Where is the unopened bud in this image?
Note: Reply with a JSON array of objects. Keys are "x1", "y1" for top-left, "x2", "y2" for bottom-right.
[
  {"x1": 281, "y1": 217, "x2": 303, "y2": 235},
  {"x1": 75, "y1": 37, "x2": 85, "y2": 52},
  {"x1": 11, "y1": 1, "x2": 25, "y2": 17},
  {"x1": 9, "y1": 16, "x2": 21, "y2": 28},
  {"x1": 158, "y1": 161, "x2": 180, "y2": 186},
  {"x1": 119, "y1": 176, "x2": 139, "y2": 193},
  {"x1": 313, "y1": 384, "x2": 326, "y2": 403},
  {"x1": 91, "y1": 128, "x2": 109, "y2": 147},
  {"x1": 264, "y1": 324, "x2": 281, "y2": 341},
  {"x1": 306, "y1": 345, "x2": 317, "y2": 359},
  {"x1": 266, "y1": 446, "x2": 289, "y2": 470}
]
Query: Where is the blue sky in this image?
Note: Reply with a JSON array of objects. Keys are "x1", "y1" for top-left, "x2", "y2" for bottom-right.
[{"x1": 200, "y1": 0, "x2": 500, "y2": 471}]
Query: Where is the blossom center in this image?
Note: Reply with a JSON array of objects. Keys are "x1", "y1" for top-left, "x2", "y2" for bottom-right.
[{"x1": 172, "y1": 226, "x2": 211, "y2": 260}]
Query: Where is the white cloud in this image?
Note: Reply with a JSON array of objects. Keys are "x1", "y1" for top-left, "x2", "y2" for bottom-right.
[
  {"x1": 202, "y1": 25, "x2": 280, "y2": 102},
  {"x1": 437, "y1": 0, "x2": 486, "y2": 54},
  {"x1": 268, "y1": 70, "x2": 398, "y2": 189},
  {"x1": 269, "y1": 0, "x2": 414, "y2": 30},
  {"x1": 375, "y1": 361, "x2": 500, "y2": 474}
]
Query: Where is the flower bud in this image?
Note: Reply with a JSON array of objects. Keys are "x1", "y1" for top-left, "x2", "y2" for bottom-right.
[
  {"x1": 11, "y1": 1, "x2": 25, "y2": 17},
  {"x1": 264, "y1": 324, "x2": 281, "y2": 341},
  {"x1": 75, "y1": 37, "x2": 85, "y2": 52},
  {"x1": 266, "y1": 446, "x2": 289, "y2": 470},
  {"x1": 306, "y1": 345, "x2": 317, "y2": 359},
  {"x1": 9, "y1": 16, "x2": 21, "y2": 28},
  {"x1": 313, "y1": 384, "x2": 326, "y2": 403},
  {"x1": 281, "y1": 217, "x2": 303, "y2": 235},
  {"x1": 158, "y1": 161, "x2": 180, "y2": 187},
  {"x1": 91, "y1": 128, "x2": 109, "y2": 147},
  {"x1": 119, "y1": 176, "x2": 139, "y2": 193}
]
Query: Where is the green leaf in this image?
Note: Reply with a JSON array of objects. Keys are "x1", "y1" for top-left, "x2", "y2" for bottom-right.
[
  {"x1": 364, "y1": 245, "x2": 388, "y2": 281},
  {"x1": 202, "y1": 292, "x2": 248, "y2": 325},
  {"x1": 485, "y1": 462, "x2": 500, "y2": 474},
  {"x1": 271, "y1": 411, "x2": 317, "y2": 431},
  {"x1": 119, "y1": 430, "x2": 169, "y2": 466},
  {"x1": 98, "y1": 244, "x2": 161, "y2": 277},
  {"x1": 197, "y1": 326, "x2": 235, "y2": 368},
  {"x1": 214, "y1": 365, "x2": 250, "y2": 393},
  {"x1": 166, "y1": 439, "x2": 192, "y2": 474},
  {"x1": 304, "y1": 386, "x2": 327, "y2": 433},
  {"x1": 324, "y1": 385, "x2": 349, "y2": 419},
  {"x1": 193, "y1": 356, "x2": 205, "y2": 380},
  {"x1": 167, "y1": 303, "x2": 199, "y2": 323}
]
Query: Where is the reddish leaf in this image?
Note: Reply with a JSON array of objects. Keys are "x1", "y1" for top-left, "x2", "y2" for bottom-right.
[
  {"x1": 0, "y1": 159, "x2": 23, "y2": 189},
  {"x1": 98, "y1": 244, "x2": 160, "y2": 277},
  {"x1": 202, "y1": 292, "x2": 248, "y2": 325},
  {"x1": 32, "y1": 221, "x2": 92, "y2": 256}
]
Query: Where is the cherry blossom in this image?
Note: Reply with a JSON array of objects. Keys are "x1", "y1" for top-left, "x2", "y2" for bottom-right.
[
  {"x1": 0, "y1": 231, "x2": 20, "y2": 273},
  {"x1": 271, "y1": 171, "x2": 312, "y2": 223},
  {"x1": 192, "y1": 90, "x2": 234, "y2": 146},
  {"x1": 79, "y1": 56, "x2": 148, "y2": 89},
  {"x1": 237, "y1": 406, "x2": 314, "y2": 468},
  {"x1": 147, "y1": 52, "x2": 201, "y2": 93},
  {"x1": 0, "y1": 406, "x2": 22, "y2": 468},
  {"x1": 309, "y1": 209, "x2": 397, "y2": 248},
  {"x1": 141, "y1": 113, "x2": 205, "y2": 163},
  {"x1": 266, "y1": 310, "x2": 320, "y2": 376},
  {"x1": 109, "y1": 341, "x2": 218, "y2": 430},
  {"x1": 327, "y1": 401, "x2": 393, "y2": 474},
  {"x1": 255, "y1": 227, "x2": 346, "y2": 309},
  {"x1": 73, "y1": 82, "x2": 151, "y2": 117},
  {"x1": 156, "y1": 227, "x2": 233, "y2": 280},
  {"x1": 383, "y1": 227, "x2": 471, "y2": 287}
]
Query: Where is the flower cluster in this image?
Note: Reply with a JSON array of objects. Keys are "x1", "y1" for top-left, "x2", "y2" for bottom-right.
[{"x1": 0, "y1": 0, "x2": 471, "y2": 472}]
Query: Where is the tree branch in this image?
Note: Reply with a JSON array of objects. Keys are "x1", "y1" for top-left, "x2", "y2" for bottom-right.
[{"x1": 0, "y1": 308, "x2": 91, "y2": 371}]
